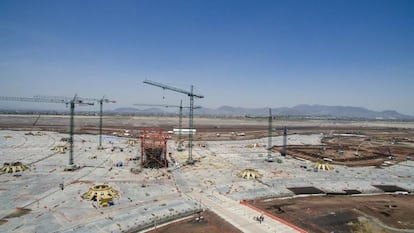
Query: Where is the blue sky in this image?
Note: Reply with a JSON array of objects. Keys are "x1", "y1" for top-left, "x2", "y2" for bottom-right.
[{"x1": 1, "y1": 0, "x2": 413, "y2": 115}]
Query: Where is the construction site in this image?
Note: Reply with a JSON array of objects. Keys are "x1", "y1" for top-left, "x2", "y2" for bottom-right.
[
  {"x1": 0, "y1": 111, "x2": 413, "y2": 233},
  {"x1": 0, "y1": 81, "x2": 412, "y2": 233}
]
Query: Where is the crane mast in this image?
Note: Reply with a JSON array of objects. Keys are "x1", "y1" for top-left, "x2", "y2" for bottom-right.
[
  {"x1": 281, "y1": 126, "x2": 287, "y2": 156},
  {"x1": 69, "y1": 100, "x2": 75, "y2": 167},
  {"x1": 34, "y1": 95, "x2": 115, "y2": 150},
  {"x1": 96, "y1": 97, "x2": 116, "y2": 150},
  {"x1": 178, "y1": 100, "x2": 183, "y2": 151},
  {"x1": 267, "y1": 108, "x2": 274, "y2": 162},
  {"x1": 143, "y1": 79, "x2": 204, "y2": 164},
  {"x1": 0, "y1": 95, "x2": 95, "y2": 171}
]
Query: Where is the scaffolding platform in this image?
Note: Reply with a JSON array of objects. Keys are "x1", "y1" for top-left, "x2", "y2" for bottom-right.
[{"x1": 140, "y1": 129, "x2": 169, "y2": 168}]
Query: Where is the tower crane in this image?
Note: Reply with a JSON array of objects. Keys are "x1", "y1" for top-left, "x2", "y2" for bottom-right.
[
  {"x1": 0, "y1": 95, "x2": 95, "y2": 171},
  {"x1": 244, "y1": 108, "x2": 284, "y2": 162},
  {"x1": 79, "y1": 96, "x2": 116, "y2": 149},
  {"x1": 35, "y1": 95, "x2": 115, "y2": 150},
  {"x1": 134, "y1": 100, "x2": 201, "y2": 151},
  {"x1": 143, "y1": 79, "x2": 204, "y2": 164},
  {"x1": 266, "y1": 108, "x2": 274, "y2": 162},
  {"x1": 96, "y1": 97, "x2": 116, "y2": 149}
]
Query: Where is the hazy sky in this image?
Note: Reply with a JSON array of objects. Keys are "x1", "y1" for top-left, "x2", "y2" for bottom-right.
[{"x1": 1, "y1": 0, "x2": 413, "y2": 115}]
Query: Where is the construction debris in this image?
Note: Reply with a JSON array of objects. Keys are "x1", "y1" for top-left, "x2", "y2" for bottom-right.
[
  {"x1": 126, "y1": 139, "x2": 138, "y2": 146},
  {"x1": 51, "y1": 145, "x2": 68, "y2": 153},
  {"x1": 24, "y1": 131, "x2": 44, "y2": 136}
]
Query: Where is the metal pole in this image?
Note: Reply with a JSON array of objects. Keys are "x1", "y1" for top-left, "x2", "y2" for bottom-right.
[
  {"x1": 267, "y1": 108, "x2": 272, "y2": 160},
  {"x1": 178, "y1": 100, "x2": 183, "y2": 151},
  {"x1": 188, "y1": 85, "x2": 194, "y2": 164},
  {"x1": 98, "y1": 100, "x2": 103, "y2": 149},
  {"x1": 282, "y1": 126, "x2": 287, "y2": 156},
  {"x1": 69, "y1": 101, "x2": 75, "y2": 166}
]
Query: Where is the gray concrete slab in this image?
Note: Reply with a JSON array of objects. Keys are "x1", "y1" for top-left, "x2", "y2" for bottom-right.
[{"x1": 1, "y1": 129, "x2": 414, "y2": 232}]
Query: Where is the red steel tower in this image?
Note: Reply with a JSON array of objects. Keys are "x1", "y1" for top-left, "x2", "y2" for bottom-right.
[{"x1": 140, "y1": 129, "x2": 169, "y2": 168}]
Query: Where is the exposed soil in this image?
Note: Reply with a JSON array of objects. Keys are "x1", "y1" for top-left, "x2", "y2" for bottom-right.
[
  {"x1": 145, "y1": 210, "x2": 242, "y2": 233},
  {"x1": 3, "y1": 208, "x2": 31, "y2": 218},
  {"x1": 273, "y1": 131, "x2": 414, "y2": 167},
  {"x1": 252, "y1": 195, "x2": 414, "y2": 233}
]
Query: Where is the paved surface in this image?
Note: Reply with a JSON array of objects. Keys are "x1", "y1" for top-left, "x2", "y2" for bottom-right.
[
  {"x1": 1, "y1": 128, "x2": 413, "y2": 232},
  {"x1": 0, "y1": 130, "x2": 200, "y2": 233},
  {"x1": 187, "y1": 190, "x2": 301, "y2": 233}
]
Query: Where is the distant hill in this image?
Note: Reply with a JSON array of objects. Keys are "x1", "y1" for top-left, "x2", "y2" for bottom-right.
[
  {"x1": 114, "y1": 107, "x2": 166, "y2": 115},
  {"x1": 1, "y1": 104, "x2": 412, "y2": 120},
  {"x1": 114, "y1": 104, "x2": 414, "y2": 120},
  {"x1": 285, "y1": 105, "x2": 413, "y2": 120}
]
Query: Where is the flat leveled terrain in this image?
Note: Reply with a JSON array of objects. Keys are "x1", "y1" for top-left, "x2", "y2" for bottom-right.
[{"x1": 1, "y1": 115, "x2": 414, "y2": 232}]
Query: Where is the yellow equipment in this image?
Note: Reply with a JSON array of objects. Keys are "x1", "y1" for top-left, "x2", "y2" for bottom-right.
[
  {"x1": 237, "y1": 169, "x2": 263, "y2": 179},
  {"x1": 81, "y1": 184, "x2": 119, "y2": 207}
]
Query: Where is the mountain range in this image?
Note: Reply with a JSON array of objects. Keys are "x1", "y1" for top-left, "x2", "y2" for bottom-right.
[{"x1": 114, "y1": 104, "x2": 414, "y2": 120}]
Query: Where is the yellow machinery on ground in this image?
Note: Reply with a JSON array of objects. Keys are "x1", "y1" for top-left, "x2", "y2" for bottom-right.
[
  {"x1": 237, "y1": 169, "x2": 263, "y2": 179},
  {"x1": 126, "y1": 139, "x2": 138, "y2": 146},
  {"x1": 81, "y1": 184, "x2": 119, "y2": 207},
  {"x1": 52, "y1": 145, "x2": 68, "y2": 153},
  {"x1": 313, "y1": 161, "x2": 334, "y2": 171},
  {"x1": 1, "y1": 162, "x2": 29, "y2": 173}
]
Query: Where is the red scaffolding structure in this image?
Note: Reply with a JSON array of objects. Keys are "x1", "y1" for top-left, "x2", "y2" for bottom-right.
[{"x1": 140, "y1": 129, "x2": 169, "y2": 168}]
